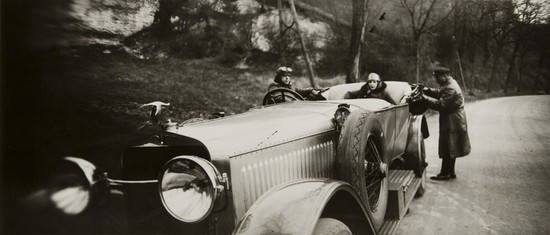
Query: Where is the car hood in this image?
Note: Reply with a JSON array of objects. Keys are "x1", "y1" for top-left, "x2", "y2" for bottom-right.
[{"x1": 166, "y1": 99, "x2": 391, "y2": 160}]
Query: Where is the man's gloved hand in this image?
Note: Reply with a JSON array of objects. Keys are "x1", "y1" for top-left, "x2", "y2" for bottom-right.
[
  {"x1": 407, "y1": 84, "x2": 425, "y2": 103},
  {"x1": 307, "y1": 88, "x2": 329, "y2": 101}
]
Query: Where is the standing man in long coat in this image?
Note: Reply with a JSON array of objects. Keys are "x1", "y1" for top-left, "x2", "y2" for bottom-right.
[{"x1": 423, "y1": 65, "x2": 471, "y2": 180}]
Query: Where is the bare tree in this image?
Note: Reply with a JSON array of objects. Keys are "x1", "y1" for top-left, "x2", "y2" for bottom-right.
[
  {"x1": 483, "y1": 0, "x2": 517, "y2": 92},
  {"x1": 288, "y1": 0, "x2": 318, "y2": 88},
  {"x1": 293, "y1": 1, "x2": 351, "y2": 28},
  {"x1": 504, "y1": 0, "x2": 544, "y2": 93},
  {"x1": 346, "y1": 0, "x2": 368, "y2": 83},
  {"x1": 400, "y1": 0, "x2": 455, "y2": 83},
  {"x1": 277, "y1": 0, "x2": 287, "y2": 63}
]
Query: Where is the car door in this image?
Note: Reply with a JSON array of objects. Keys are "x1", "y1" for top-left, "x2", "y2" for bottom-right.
[
  {"x1": 393, "y1": 104, "x2": 410, "y2": 156},
  {"x1": 374, "y1": 105, "x2": 397, "y2": 161}
]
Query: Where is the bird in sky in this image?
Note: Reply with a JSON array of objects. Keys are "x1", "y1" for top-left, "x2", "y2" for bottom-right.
[{"x1": 379, "y1": 12, "x2": 386, "y2": 21}]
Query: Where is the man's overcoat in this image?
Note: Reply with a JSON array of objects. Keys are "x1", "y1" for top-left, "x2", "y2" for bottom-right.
[{"x1": 424, "y1": 77, "x2": 471, "y2": 158}]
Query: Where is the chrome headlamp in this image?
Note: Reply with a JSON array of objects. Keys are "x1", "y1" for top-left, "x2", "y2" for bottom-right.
[
  {"x1": 158, "y1": 156, "x2": 225, "y2": 223},
  {"x1": 48, "y1": 157, "x2": 102, "y2": 215}
]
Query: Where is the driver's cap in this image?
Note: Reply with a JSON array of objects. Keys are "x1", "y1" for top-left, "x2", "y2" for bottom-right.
[{"x1": 276, "y1": 66, "x2": 293, "y2": 75}]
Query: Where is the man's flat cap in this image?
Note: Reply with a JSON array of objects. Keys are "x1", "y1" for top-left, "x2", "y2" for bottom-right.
[
  {"x1": 434, "y1": 66, "x2": 450, "y2": 73},
  {"x1": 431, "y1": 62, "x2": 451, "y2": 73}
]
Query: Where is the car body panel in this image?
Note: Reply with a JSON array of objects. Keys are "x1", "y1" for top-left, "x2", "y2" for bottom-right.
[
  {"x1": 233, "y1": 179, "x2": 376, "y2": 235},
  {"x1": 394, "y1": 104, "x2": 412, "y2": 158},
  {"x1": 92, "y1": 81, "x2": 426, "y2": 234},
  {"x1": 165, "y1": 100, "x2": 391, "y2": 160},
  {"x1": 229, "y1": 131, "x2": 336, "y2": 220}
]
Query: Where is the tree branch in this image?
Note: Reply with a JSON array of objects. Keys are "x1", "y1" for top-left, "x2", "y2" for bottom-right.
[
  {"x1": 401, "y1": 0, "x2": 418, "y2": 34},
  {"x1": 425, "y1": 0, "x2": 457, "y2": 33},
  {"x1": 417, "y1": 0, "x2": 426, "y2": 28},
  {"x1": 293, "y1": 1, "x2": 351, "y2": 27},
  {"x1": 418, "y1": 0, "x2": 439, "y2": 33}
]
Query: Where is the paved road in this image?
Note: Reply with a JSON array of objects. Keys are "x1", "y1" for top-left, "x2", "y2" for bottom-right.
[{"x1": 397, "y1": 95, "x2": 550, "y2": 234}]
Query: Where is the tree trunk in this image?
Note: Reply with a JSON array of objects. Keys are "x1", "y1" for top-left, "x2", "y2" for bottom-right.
[
  {"x1": 346, "y1": 0, "x2": 368, "y2": 84},
  {"x1": 278, "y1": 0, "x2": 284, "y2": 34},
  {"x1": 156, "y1": 0, "x2": 174, "y2": 35},
  {"x1": 456, "y1": 50, "x2": 467, "y2": 93},
  {"x1": 468, "y1": 49, "x2": 477, "y2": 91},
  {"x1": 515, "y1": 59, "x2": 521, "y2": 92},
  {"x1": 487, "y1": 45, "x2": 503, "y2": 92},
  {"x1": 481, "y1": 37, "x2": 491, "y2": 67},
  {"x1": 414, "y1": 37, "x2": 421, "y2": 83},
  {"x1": 516, "y1": 50, "x2": 527, "y2": 92},
  {"x1": 532, "y1": 51, "x2": 545, "y2": 92},
  {"x1": 278, "y1": 0, "x2": 286, "y2": 64},
  {"x1": 487, "y1": 54, "x2": 498, "y2": 92},
  {"x1": 504, "y1": 42, "x2": 519, "y2": 94},
  {"x1": 288, "y1": 0, "x2": 317, "y2": 88}
]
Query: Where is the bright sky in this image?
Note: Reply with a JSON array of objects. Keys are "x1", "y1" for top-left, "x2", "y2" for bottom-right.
[{"x1": 514, "y1": 0, "x2": 550, "y2": 23}]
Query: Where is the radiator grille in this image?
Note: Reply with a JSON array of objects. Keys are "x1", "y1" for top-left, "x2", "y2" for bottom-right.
[{"x1": 231, "y1": 137, "x2": 335, "y2": 218}]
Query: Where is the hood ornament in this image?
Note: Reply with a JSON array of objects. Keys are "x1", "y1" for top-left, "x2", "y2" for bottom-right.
[
  {"x1": 140, "y1": 101, "x2": 170, "y2": 124},
  {"x1": 140, "y1": 101, "x2": 171, "y2": 144}
]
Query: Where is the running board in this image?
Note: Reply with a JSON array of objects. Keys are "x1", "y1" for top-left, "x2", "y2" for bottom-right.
[{"x1": 379, "y1": 170, "x2": 423, "y2": 235}]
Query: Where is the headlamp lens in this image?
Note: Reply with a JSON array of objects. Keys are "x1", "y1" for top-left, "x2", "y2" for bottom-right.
[
  {"x1": 50, "y1": 185, "x2": 90, "y2": 215},
  {"x1": 159, "y1": 158, "x2": 216, "y2": 223},
  {"x1": 48, "y1": 157, "x2": 97, "y2": 215}
]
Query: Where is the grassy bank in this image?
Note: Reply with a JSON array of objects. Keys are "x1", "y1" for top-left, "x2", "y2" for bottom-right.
[{"x1": 35, "y1": 46, "x2": 343, "y2": 169}]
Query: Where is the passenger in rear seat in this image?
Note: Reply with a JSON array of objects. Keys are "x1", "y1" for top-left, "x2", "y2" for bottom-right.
[{"x1": 348, "y1": 73, "x2": 395, "y2": 104}]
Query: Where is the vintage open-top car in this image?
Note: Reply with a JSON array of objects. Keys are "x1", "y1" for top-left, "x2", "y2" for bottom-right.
[{"x1": 33, "y1": 81, "x2": 429, "y2": 235}]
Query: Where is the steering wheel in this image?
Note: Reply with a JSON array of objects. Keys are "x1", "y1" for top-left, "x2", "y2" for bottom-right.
[{"x1": 262, "y1": 88, "x2": 305, "y2": 105}]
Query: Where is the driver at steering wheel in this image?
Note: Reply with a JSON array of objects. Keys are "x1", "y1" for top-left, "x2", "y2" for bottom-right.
[{"x1": 268, "y1": 66, "x2": 320, "y2": 100}]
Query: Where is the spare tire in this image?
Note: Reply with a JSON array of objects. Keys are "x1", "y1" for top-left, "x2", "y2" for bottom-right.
[{"x1": 336, "y1": 111, "x2": 388, "y2": 230}]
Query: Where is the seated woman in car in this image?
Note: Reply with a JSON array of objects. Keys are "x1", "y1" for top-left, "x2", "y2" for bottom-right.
[{"x1": 348, "y1": 73, "x2": 395, "y2": 104}]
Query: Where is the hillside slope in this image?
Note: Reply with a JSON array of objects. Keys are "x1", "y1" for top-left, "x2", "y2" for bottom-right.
[{"x1": 34, "y1": 45, "x2": 343, "y2": 168}]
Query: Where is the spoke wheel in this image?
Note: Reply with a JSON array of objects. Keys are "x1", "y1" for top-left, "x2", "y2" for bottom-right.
[
  {"x1": 363, "y1": 138, "x2": 386, "y2": 213},
  {"x1": 336, "y1": 111, "x2": 388, "y2": 230}
]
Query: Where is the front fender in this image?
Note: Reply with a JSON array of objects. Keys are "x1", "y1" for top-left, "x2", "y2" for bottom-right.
[
  {"x1": 233, "y1": 179, "x2": 376, "y2": 235},
  {"x1": 404, "y1": 115, "x2": 429, "y2": 176},
  {"x1": 406, "y1": 115, "x2": 429, "y2": 151}
]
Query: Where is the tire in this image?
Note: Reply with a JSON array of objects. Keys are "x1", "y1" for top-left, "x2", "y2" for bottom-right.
[
  {"x1": 415, "y1": 169, "x2": 426, "y2": 198},
  {"x1": 313, "y1": 218, "x2": 352, "y2": 235},
  {"x1": 415, "y1": 139, "x2": 427, "y2": 197},
  {"x1": 404, "y1": 127, "x2": 427, "y2": 197},
  {"x1": 336, "y1": 111, "x2": 388, "y2": 230}
]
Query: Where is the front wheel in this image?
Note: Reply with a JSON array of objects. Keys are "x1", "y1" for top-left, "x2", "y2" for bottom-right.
[
  {"x1": 313, "y1": 218, "x2": 352, "y2": 235},
  {"x1": 336, "y1": 111, "x2": 388, "y2": 230}
]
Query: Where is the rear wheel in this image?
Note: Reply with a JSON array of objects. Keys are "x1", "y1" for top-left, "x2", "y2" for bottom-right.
[
  {"x1": 336, "y1": 111, "x2": 388, "y2": 230},
  {"x1": 313, "y1": 218, "x2": 352, "y2": 235}
]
